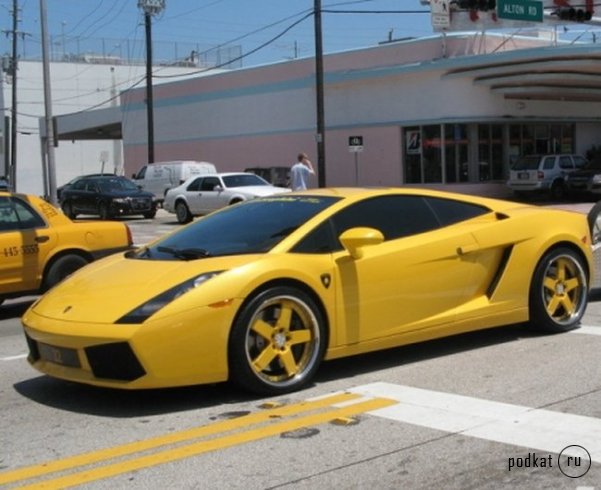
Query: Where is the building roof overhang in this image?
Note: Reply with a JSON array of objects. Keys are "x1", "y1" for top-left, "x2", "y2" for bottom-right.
[{"x1": 442, "y1": 46, "x2": 601, "y2": 102}]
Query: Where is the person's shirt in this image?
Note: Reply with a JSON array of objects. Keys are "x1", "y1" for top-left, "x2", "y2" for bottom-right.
[{"x1": 290, "y1": 162, "x2": 314, "y2": 191}]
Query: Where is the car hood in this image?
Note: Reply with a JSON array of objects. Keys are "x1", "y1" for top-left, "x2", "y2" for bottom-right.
[
  {"x1": 569, "y1": 169, "x2": 601, "y2": 178},
  {"x1": 228, "y1": 186, "x2": 290, "y2": 196},
  {"x1": 29, "y1": 252, "x2": 263, "y2": 323}
]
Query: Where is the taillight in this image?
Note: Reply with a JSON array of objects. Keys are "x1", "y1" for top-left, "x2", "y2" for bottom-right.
[{"x1": 537, "y1": 170, "x2": 544, "y2": 180}]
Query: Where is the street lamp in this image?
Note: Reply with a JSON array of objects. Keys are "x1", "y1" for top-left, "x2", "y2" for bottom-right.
[{"x1": 137, "y1": 0, "x2": 165, "y2": 164}]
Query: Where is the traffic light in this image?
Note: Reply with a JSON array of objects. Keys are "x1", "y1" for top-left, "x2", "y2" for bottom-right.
[
  {"x1": 457, "y1": 0, "x2": 496, "y2": 10},
  {"x1": 552, "y1": 0, "x2": 594, "y2": 22}
]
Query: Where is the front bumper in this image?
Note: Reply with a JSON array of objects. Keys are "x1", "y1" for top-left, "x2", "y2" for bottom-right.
[{"x1": 22, "y1": 299, "x2": 242, "y2": 389}]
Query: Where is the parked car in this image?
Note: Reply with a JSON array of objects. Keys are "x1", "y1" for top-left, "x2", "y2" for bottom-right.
[
  {"x1": 57, "y1": 173, "x2": 109, "y2": 201},
  {"x1": 60, "y1": 175, "x2": 157, "y2": 220},
  {"x1": 0, "y1": 191, "x2": 132, "y2": 305},
  {"x1": 132, "y1": 160, "x2": 217, "y2": 204},
  {"x1": 163, "y1": 172, "x2": 290, "y2": 223},
  {"x1": 507, "y1": 154, "x2": 587, "y2": 199},
  {"x1": 565, "y1": 158, "x2": 601, "y2": 198},
  {"x1": 0, "y1": 177, "x2": 11, "y2": 192},
  {"x1": 22, "y1": 188, "x2": 593, "y2": 394},
  {"x1": 245, "y1": 166, "x2": 290, "y2": 187}
]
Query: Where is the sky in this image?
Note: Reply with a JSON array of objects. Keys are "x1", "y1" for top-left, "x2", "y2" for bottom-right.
[{"x1": 1, "y1": 0, "x2": 437, "y2": 68}]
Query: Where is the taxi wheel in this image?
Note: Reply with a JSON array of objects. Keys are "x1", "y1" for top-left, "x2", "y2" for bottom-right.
[
  {"x1": 228, "y1": 286, "x2": 326, "y2": 395},
  {"x1": 529, "y1": 247, "x2": 588, "y2": 333},
  {"x1": 61, "y1": 201, "x2": 76, "y2": 219},
  {"x1": 98, "y1": 202, "x2": 112, "y2": 220},
  {"x1": 175, "y1": 201, "x2": 192, "y2": 224},
  {"x1": 43, "y1": 254, "x2": 90, "y2": 291}
]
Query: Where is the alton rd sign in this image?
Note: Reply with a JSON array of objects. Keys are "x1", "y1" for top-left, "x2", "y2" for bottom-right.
[{"x1": 497, "y1": 0, "x2": 543, "y2": 22}]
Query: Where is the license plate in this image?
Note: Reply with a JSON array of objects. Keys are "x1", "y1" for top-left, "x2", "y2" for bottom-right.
[
  {"x1": 518, "y1": 172, "x2": 530, "y2": 180},
  {"x1": 38, "y1": 342, "x2": 81, "y2": 368}
]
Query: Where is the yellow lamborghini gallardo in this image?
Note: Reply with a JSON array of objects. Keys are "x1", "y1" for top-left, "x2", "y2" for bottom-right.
[{"x1": 22, "y1": 188, "x2": 594, "y2": 394}]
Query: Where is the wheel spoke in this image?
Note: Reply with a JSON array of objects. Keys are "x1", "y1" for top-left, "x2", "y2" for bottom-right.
[
  {"x1": 288, "y1": 329, "x2": 312, "y2": 346},
  {"x1": 252, "y1": 346, "x2": 278, "y2": 372},
  {"x1": 543, "y1": 276, "x2": 556, "y2": 291},
  {"x1": 546, "y1": 295, "x2": 561, "y2": 317},
  {"x1": 560, "y1": 295, "x2": 575, "y2": 315},
  {"x1": 251, "y1": 319, "x2": 274, "y2": 340},
  {"x1": 275, "y1": 304, "x2": 293, "y2": 330},
  {"x1": 278, "y1": 349, "x2": 299, "y2": 376},
  {"x1": 564, "y1": 277, "x2": 582, "y2": 293}
]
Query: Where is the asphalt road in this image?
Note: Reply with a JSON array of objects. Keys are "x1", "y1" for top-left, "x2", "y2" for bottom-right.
[{"x1": 1, "y1": 203, "x2": 600, "y2": 489}]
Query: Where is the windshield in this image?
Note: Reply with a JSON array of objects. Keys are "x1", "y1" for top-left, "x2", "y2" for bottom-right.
[
  {"x1": 511, "y1": 156, "x2": 541, "y2": 171},
  {"x1": 134, "y1": 196, "x2": 340, "y2": 260},
  {"x1": 98, "y1": 178, "x2": 139, "y2": 192},
  {"x1": 222, "y1": 174, "x2": 269, "y2": 187}
]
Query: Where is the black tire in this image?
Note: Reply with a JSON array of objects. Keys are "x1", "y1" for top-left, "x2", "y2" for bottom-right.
[
  {"x1": 61, "y1": 201, "x2": 77, "y2": 219},
  {"x1": 175, "y1": 201, "x2": 192, "y2": 224},
  {"x1": 229, "y1": 198, "x2": 243, "y2": 206},
  {"x1": 587, "y1": 201, "x2": 601, "y2": 247},
  {"x1": 529, "y1": 247, "x2": 588, "y2": 333},
  {"x1": 143, "y1": 209, "x2": 157, "y2": 219},
  {"x1": 550, "y1": 181, "x2": 566, "y2": 200},
  {"x1": 228, "y1": 286, "x2": 327, "y2": 395},
  {"x1": 43, "y1": 254, "x2": 90, "y2": 291},
  {"x1": 98, "y1": 202, "x2": 112, "y2": 220}
]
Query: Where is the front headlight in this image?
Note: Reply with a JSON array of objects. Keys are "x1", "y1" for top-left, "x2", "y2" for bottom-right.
[
  {"x1": 592, "y1": 175, "x2": 601, "y2": 184},
  {"x1": 113, "y1": 198, "x2": 128, "y2": 203},
  {"x1": 116, "y1": 271, "x2": 223, "y2": 324}
]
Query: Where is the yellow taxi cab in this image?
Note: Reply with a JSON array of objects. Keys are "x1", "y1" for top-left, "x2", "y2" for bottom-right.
[{"x1": 0, "y1": 192, "x2": 132, "y2": 305}]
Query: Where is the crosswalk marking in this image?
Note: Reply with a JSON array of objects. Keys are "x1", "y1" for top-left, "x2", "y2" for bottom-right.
[{"x1": 351, "y1": 382, "x2": 601, "y2": 463}]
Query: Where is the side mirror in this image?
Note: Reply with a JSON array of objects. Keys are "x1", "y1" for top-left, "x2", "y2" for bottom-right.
[
  {"x1": 339, "y1": 227, "x2": 384, "y2": 260},
  {"x1": 214, "y1": 185, "x2": 223, "y2": 192}
]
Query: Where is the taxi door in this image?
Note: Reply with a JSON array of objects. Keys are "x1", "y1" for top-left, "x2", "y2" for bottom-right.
[{"x1": 0, "y1": 197, "x2": 57, "y2": 295}]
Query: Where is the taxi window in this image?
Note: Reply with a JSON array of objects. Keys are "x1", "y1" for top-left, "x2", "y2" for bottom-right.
[{"x1": 0, "y1": 197, "x2": 45, "y2": 231}]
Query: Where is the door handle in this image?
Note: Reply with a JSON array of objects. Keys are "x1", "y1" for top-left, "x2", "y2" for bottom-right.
[
  {"x1": 457, "y1": 243, "x2": 478, "y2": 255},
  {"x1": 35, "y1": 236, "x2": 50, "y2": 243}
]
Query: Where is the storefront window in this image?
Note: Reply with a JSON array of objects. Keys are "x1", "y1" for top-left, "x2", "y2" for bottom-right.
[
  {"x1": 404, "y1": 127, "x2": 422, "y2": 184},
  {"x1": 444, "y1": 124, "x2": 468, "y2": 183},
  {"x1": 422, "y1": 125, "x2": 442, "y2": 183}
]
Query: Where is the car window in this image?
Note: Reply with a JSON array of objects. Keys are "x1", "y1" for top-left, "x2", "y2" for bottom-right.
[
  {"x1": 0, "y1": 197, "x2": 45, "y2": 231},
  {"x1": 573, "y1": 156, "x2": 587, "y2": 169},
  {"x1": 87, "y1": 182, "x2": 100, "y2": 192},
  {"x1": 187, "y1": 177, "x2": 203, "y2": 192},
  {"x1": 425, "y1": 196, "x2": 490, "y2": 226},
  {"x1": 72, "y1": 180, "x2": 87, "y2": 191},
  {"x1": 200, "y1": 177, "x2": 220, "y2": 191},
  {"x1": 511, "y1": 156, "x2": 541, "y2": 171},
  {"x1": 222, "y1": 174, "x2": 268, "y2": 187},
  {"x1": 542, "y1": 156, "x2": 556, "y2": 170},
  {"x1": 559, "y1": 156, "x2": 573, "y2": 169},
  {"x1": 138, "y1": 196, "x2": 341, "y2": 259},
  {"x1": 330, "y1": 195, "x2": 440, "y2": 241}
]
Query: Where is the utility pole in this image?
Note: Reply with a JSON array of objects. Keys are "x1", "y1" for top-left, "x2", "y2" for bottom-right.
[
  {"x1": 39, "y1": 0, "x2": 57, "y2": 204},
  {"x1": 314, "y1": 0, "x2": 326, "y2": 187},
  {"x1": 138, "y1": 0, "x2": 165, "y2": 164},
  {"x1": 2, "y1": 0, "x2": 21, "y2": 190}
]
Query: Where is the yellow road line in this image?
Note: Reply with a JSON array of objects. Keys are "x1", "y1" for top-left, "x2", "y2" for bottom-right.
[
  {"x1": 17, "y1": 396, "x2": 396, "y2": 490},
  {"x1": 0, "y1": 392, "x2": 360, "y2": 486}
]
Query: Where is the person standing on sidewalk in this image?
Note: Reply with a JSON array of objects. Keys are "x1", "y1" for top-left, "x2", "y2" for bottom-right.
[{"x1": 290, "y1": 153, "x2": 315, "y2": 191}]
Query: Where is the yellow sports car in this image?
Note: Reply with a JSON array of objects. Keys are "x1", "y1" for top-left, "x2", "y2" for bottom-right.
[
  {"x1": 22, "y1": 188, "x2": 593, "y2": 394},
  {"x1": 0, "y1": 192, "x2": 132, "y2": 305}
]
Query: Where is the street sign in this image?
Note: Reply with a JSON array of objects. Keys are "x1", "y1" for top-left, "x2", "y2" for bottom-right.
[
  {"x1": 349, "y1": 135, "x2": 364, "y2": 153},
  {"x1": 430, "y1": 0, "x2": 451, "y2": 29},
  {"x1": 497, "y1": 0, "x2": 543, "y2": 22}
]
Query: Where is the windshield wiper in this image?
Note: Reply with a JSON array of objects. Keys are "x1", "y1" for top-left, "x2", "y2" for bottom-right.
[{"x1": 157, "y1": 246, "x2": 211, "y2": 260}]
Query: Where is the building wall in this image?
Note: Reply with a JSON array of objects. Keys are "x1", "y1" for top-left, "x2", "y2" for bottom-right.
[
  {"x1": 121, "y1": 35, "x2": 601, "y2": 199},
  {"x1": 1, "y1": 60, "x2": 196, "y2": 196}
]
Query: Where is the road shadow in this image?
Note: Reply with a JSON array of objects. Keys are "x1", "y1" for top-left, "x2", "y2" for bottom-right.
[
  {"x1": 13, "y1": 376, "x2": 264, "y2": 418},
  {"x1": 0, "y1": 298, "x2": 36, "y2": 320}
]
